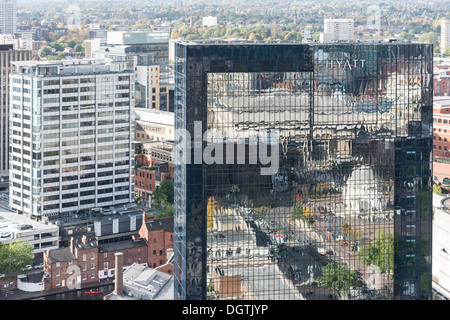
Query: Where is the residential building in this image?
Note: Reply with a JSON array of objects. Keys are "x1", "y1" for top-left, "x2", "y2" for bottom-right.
[
  {"x1": 9, "y1": 59, "x2": 135, "y2": 220},
  {"x1": 43, "y1": 235, "x2": 99, "y2": 290},
  {"x1": 139, "y1": 214, "x2": 174, "y2": 269},
  {"x1": 173, "y1": 41, "x2": 433, "y2": 300},
  {"x1": 322, "y1": 18, "x2": 354, "y2": 41},
  {"x1": 0, "y1": 45, "x2": 31, "y2": 187},
  {"x1": 0, "y1": 0, "x2": 16, "y2": 35},
  {"x1": 441, "y1": 20, "x2": 450, "y2": 56}
]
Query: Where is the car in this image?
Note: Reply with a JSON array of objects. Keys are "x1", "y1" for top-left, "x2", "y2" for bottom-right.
[
  {"x1": 33, "y1": 263, "x2": 43, "y2": 269},
  {"x1": 19, "y1": 224, "x2": 32, "y2": 230}
]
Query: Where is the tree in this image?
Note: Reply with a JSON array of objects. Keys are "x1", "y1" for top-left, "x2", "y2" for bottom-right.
[
  {"x1": 74, "y1": 44, "x2": 83, "y2": 53},
  {"x1": 153, "y1": 179, "x2": 174, "y2": 204},
  {"x1": 152, "y1": 179, "x2": 175, "y2": 218},
  {"x1": 433, "y1": 184, "x2": 443, "y2": 195},
  {"x1": 38, "y1": 46, "x2": 52, "y2": 59},
  {"x1": 0, "y1": 239, "x2": 34, "y2": 274},
  {"x1": 318, "y1": 262, "x2": 360, "y2": 293},
  {"x1": 359, "y1": 229, "x2": 394, "y2": 275},
  {"x1": 418, "y1": 32, "x2": 438, "y2": 46}
]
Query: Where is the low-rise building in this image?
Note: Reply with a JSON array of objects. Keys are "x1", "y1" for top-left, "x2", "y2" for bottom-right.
[
  {"x1": 43, "y1": 235, "x2": 98, "y2": 290},
  {"x1": 139, "y1": 214, "x2": 174, "y2": 269},
  {"x1": 42, "y1": 212, "x2": 174, "y2": 291},
  {"x1": 0, "y1": 201, "x2": 59, "y2": 261}
]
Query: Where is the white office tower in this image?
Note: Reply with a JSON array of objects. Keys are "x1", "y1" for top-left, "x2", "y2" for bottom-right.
[
  {"x1": 441, "y1": 20, "x2": 450, "y2": 56},
  {"x1": 0, "y1": 0, "x2": 16, "y2": 34},
  {"x1": 9, "y1": 59, "x2": 135, "y2": 219},
  {"x1": 0, "y1": 45, "x2": 31, "y2": 185},
  {"x1": 323, "y1": 18, "x2": 354, "y2": 42}
]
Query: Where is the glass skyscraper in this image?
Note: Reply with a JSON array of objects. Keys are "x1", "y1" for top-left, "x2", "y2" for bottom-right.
[{"x1": 173, "y1": 41, "x2": 433, "y2": 300}]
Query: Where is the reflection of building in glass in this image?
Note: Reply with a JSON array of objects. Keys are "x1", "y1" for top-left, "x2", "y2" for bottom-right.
[{"x1": 173, "y1": 41, "x2": 433, "y2": 300}]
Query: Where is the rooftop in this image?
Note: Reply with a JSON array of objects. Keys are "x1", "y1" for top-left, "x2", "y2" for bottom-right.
[
  {"x1": 0, "y1": 198, "x2": 58, "y2": 242},
  {"x1": 108, "y1": 263, "x2": 174, "y2": 300},
  {"x1": 175, "y1": 39, "x2": 425, "y2": 46},
  {"x1": 135, "y1": 108, "x2": 174, "y2": 127}
]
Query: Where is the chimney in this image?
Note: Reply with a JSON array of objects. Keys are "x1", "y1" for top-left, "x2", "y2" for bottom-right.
[
  {"x1": 114, "y1": 252, "x2": 124, "y2": 296},
  {"x1": 69, "y1": 237, "x2": 75, "y2": 254},
  {"x1": 142, "y1": 210, "x2": 154, "y2": 223},
  {"x1": 81, "y1": 235, "x2": 88, "y2": 245}
]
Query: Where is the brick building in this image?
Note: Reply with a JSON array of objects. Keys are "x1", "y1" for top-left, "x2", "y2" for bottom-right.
[
  {"x1": 42, "y1": 213, "x2": 174, "y2": 290},
  {"x1": 138, "y1": 213, "x2": 174, "y2": 269},
  {"x1": 433, "y1": 98, "x2": 450, "y2": 188},
  {"x1": 43, "y1": 235, "x2": 99, "y2": 290},
  {"x1": 97, "y1": 236, "x2": 147, "y2": 279},
  {"x1": 434, "y1": 66, "x2": 450, "y2": 97},
  {"x1": 135, "y1": 141, "x2": 174, "y2": 205}
]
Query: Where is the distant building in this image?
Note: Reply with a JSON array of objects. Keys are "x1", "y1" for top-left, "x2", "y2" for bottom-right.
[
  {"x1": 92, "y1": 31, "x2": 171, "y2": 111},
  {"x1": 84, "y1": 39, "x2": 105, "y2": 59},
  {"x1": 322, "y1": 18, "x2": 354, "y2": 42},
  {"x1": 441, "y1": 20, "x2": 450, "y2": 56},
  {"x1": 202, "y1": 16, "x2": 218, "y2": 27},
  {"x1": 0, "y1": 0, "x2": 17, "y2": 35}
]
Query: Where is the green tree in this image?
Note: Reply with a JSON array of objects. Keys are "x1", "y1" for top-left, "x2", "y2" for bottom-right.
[
  {"x1": 38, "y1": 46, "x2": 52, "y2": 59},
  {"x1": 74, "y1": 44, "x2": 83, "y2": 53},
  {"x1": 359, "y1": 229, "x2": 394, "y2": 275},
  {"x1": 153, "y1": 179, "x2": 174, "y2": 204},
  {"x1": 318, "y1": 262, "x2": 360, "y2": 293},
  {"x1": 433, "y1": 184, "x2": 443, "y2": 195},
  {"x1": 0, "y1": 239, "x2": 34, "y2": 274},
  {"x1": 152, "y1": 179, "x2": 175, "y2": 218},
  {"x1": 418, "y1": 32, "x2": 438, "y2": 46}
]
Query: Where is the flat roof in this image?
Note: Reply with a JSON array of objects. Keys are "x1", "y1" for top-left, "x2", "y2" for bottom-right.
[
  {"x1": 0, "y1": 198, "x2": 58, "y2": 241},
  {"x1": 175, "y1": 39, "x2": 426, "y2": 46},
  {"x1": 135, "y1": 108, "x2": 174, "y2": 127}
]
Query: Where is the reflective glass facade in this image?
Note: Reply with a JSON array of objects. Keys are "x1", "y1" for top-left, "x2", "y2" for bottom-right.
[{"x1": 174, "y1": 42, "x2": 433, "y2": 300}]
